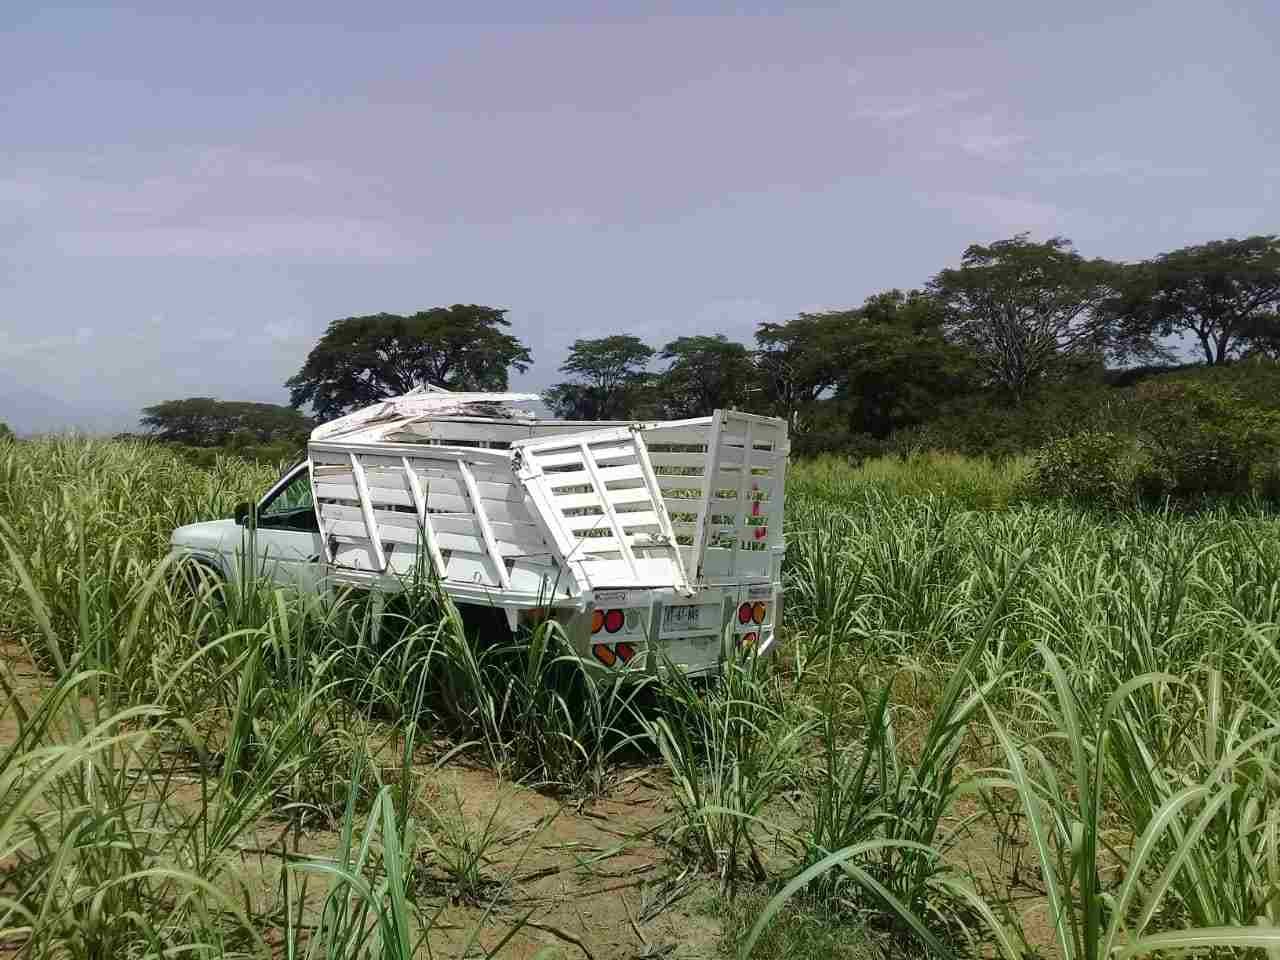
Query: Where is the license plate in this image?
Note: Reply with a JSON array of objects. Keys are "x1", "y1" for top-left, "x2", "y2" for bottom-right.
[{"x1": 663, "y1": 604, "x2": 703, "y2": 628}]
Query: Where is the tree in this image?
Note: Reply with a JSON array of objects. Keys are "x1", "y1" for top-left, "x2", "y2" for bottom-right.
[
  {"x1": 0, "y1": 421, "x2": 13, "y2": 443},
  {"x1": 140, "y1": 398, "x2": 314, "y2": 446},
  {"x1": 762, "y1": 290, "x2": 974, "y2": 443},
  {"x1": 754, "y1": 314, "x2": 845, "y2": 433},
  {"x1": 831, "y1": 290, "x2": 975, "y2": 439},
  {"x1": 1241, "y1": 312, "x2": 1280, "y2": 361},
  {"x1": 286, "y1": 305, "x2": 532, "y2": 419},
  {"x1": 1112, "y1": 236, "x2": 1280, "y2": 365},
  {"x1": 656, "y1": 335, "x2": 757, "y2": 418},
  {"x1": 543, "y1": 335, "x2": 655, "y2": 420},
  {"x1": 929, "y1": 235, "x2": 1125, "y2": 401}
]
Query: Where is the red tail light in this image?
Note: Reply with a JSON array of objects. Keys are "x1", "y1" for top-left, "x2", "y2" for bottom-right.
[
  {"x1": 737, "y1": 602, "x2": 753, "y2": 624},
  {"x1": 604, "y1": 609, "x2": 624, "y2": 633}
]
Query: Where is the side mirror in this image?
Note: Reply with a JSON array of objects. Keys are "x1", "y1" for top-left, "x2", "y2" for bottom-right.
[{"x1": 234, "y1": 501, "x2": 254, "y2": 526}]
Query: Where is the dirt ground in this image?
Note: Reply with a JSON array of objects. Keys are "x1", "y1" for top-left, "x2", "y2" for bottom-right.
[
  {"x1": 1, "y1": 638, "x2": 723, "y2": 959},
  {"x1": 2, "y1": 638, "x2": 1061, "y2": 959}
]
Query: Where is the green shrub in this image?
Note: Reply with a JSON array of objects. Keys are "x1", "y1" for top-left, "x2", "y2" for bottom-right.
[
  {"x1": 1029, "y1": 431, "x2": 1136, "y2": 506},
  {"x1": 1254, "y1": 458, "x2": 1280, "y2": 503},
  {"x1": 1134, "y1": 381, "x2": 1280, "y2": 496},
  {"x1": 886, "y1": 382, "x2": 1114, "y2": 460}
]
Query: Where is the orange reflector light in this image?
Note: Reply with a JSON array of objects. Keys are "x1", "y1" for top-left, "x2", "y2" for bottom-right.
[
  {"x1": 737, "y1": 602, "x2": 753, "y2": 624},
  {"x1": 604, "y1": 609, "x2": 624, "y2": 633},
  {"x1": 615, "y1": 641, "x2": 636, "y2": 663},
  {"x1": 752, "y1": 601, "x2": 767, "y2": 625},
  {"x1": 591, "y1": 609, "x2": 604, "y2": 634},
  {"x1": 592, "y1": 644, "x2": 616, "y2": 666}
]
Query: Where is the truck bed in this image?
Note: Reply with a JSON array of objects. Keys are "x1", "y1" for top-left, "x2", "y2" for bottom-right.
[{"x1": 307, "y1": 410, "x2": 787, "y2": 612}]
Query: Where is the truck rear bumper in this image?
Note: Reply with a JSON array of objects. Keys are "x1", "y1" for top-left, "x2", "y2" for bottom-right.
[{"x1": 563, "y1": 581, "x2": 781, "y2": 675}]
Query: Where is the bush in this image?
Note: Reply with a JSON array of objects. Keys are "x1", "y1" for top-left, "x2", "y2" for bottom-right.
[
  {"x1": 1030, "y1": 431, "x2": 1137, "y2": 506},
  {"x1": 0, "y1": 421, "x2": 14, "y2": 444},
  {"x1": 1133, "y1": 381, "x2": 1280, "y2": 496},
  {"x1": 1253, "y1": 458, "x2": 1280, "y2": 503},
  {"x1": 886, "y1": 382, "x2": 1115, "y2": 460}
]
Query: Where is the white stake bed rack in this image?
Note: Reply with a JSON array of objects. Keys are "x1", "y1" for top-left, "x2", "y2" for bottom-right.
[{"x1": 305, "y1": 388, "x2": 789, "y2": 671}]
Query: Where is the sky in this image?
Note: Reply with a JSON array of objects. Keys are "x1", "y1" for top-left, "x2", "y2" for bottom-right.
[{"x1": 2, "y1": 0, "x2": 1278, "y2": 433}]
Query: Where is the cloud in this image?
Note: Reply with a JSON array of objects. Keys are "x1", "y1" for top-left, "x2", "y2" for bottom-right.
[
  {"x1": 690, "y1": 298, "x2": 777, "y2": 337},
  {"x1": 194, "y1": 325, "x2": 236, "y2": 344},
  {"x1": 257, "y1": 319, "x2": 309, "y2": 345},
  {"x1": 950, "y1": 131, "x2": 1029, "y2": 159},
  {"x1": 1027, "y1": 153, "x2": 1209, "y2": 180},
  {"x1": 10, "y1": 145, "x2": 425, "y2": 260},
  {"x1": 854, "y1": 90, "x2": 1027, "y2": 163},
  {"x1": 924, "y1": 192, "x2": 1068, "y2": 234},
  {"x1": 853, "y1": 88, "x2": 979, "y2": 123},
  {"x1": 0, "y1": 326, "x2": 94, "y2": 358},
  {"x1": 0, "y1": 178, "x2": 48, "y2": 218},
  {"x1": 55, "y1": 218, "x2": 428, "y2": 260}
]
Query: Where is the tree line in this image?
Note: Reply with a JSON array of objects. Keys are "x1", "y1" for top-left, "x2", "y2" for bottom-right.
[{"x1": 139, "y1": 233, "x2": 1280, "y2": 453}]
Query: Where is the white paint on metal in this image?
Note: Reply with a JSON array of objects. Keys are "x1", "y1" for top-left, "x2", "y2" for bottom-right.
[
  {"x1": 400, "y1": 455, "x2": 446, "y2": 578},
  {"x1": 347, "y1": 452, "x2": 387, "y2": 572}
]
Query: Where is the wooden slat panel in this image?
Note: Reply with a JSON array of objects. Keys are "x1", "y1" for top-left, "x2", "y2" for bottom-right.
[
  {"x1": 605, "y1": 485, "x2": 652, "y2": 505},
  {"x1": 582, "y1": 441, "x2": 638, "y2": 462},
  {"x1": 546, "y1": 463, "x2": 644, "y2": 488},
  {"x1": 314, "y1": 480, "x2": 359, "y2": 502},
  {"x1": 685, "y1": 409, "x2": 723, "y2": 582},
  {"x1": 400, "y1": 454, "x2": 446, "y2": 578},
  {"x1": 525, "y1": 447, "x2": 588, "y2": 469},
  {"x1": 564, "y1": 516, "x2": 613, "y2": 537},
  {"x1": 441, "y1": 552, "x2": 499, "y2": 586},
  {"x1": 325, "y1": 518, "x2": 418, "y2": 545},
  {"x1": 348, "y1": 453, "x2": 387, "y2": 571},
  {"x1": 526, "y1": 421, "x2": 630, "y2": 438},
  {"x1": 713, "y1": 446, "x2": 747, "y2": 467},
  {"x1": 532, "y1": 442, "x2": 637, "y2": 468},
  {"x1": 399, "y1": 474, "x2": 525, "y2": 503},
  {"x1": 640, "y1": 430, "x2": 711, "y2": 446},
  {"x1": 312, "y1": 464, "x2": 351, "y2": 477},
  {"x1": 431, "y1": 530, "x2": 489, "y2": 555},
  {"x1": 665, "y1": 503, "x2": 700, "y2": 521},
  {"x1": 320, "y1": 503, "x2": 543, "y2": 556},
  {"x1": 568, "y1": 537, "x2": 624, "y2": 555},
  {"x1": 365, "y1": 486, "x2": 416, "y2": 508},
  {"x1": 657, "y1": 480, "x2": 703, "y2": 494},
  {"x1": 421, "y1": 492, "x2": 533, "y2": 523},
  {"x1": 615, "y1": 510, "x2": 661, "y2": 529},
  {"x1": 647, "y1": 452, "x2": 709, "y2": 469},
  {"x1": 552, "y1": 496, "x2": 606, "y2": 519},
  {"x1": 457, "y1": 457, "x2": 512, "y2": 594}
]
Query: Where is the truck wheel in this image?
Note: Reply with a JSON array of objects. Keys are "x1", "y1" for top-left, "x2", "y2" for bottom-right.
[{"x1": 172, "y1": 557, "x2": 226, "y2": 607}]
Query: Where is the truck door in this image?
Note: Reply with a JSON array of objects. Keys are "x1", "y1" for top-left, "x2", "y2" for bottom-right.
[{"x1": 225, "y1": 463, "x2": 325, "y2": 594}]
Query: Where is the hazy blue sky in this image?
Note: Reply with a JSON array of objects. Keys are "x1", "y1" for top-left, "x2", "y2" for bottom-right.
[{"x1": 3, "y1": 0, "x2": 1277, "y2": 432}]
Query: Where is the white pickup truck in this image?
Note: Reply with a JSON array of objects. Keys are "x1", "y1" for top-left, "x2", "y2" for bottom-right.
[{"x1": 168, "y1": 388, "x2": 788, "y2": 675}]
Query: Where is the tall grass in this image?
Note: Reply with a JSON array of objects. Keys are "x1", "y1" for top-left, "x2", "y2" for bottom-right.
[
  {"x1": 0, "y1": 438, "x2": 561, "y2": 956},
  {"x1": 7, "y1": 435, "x2": 1280, "y2": 957}
]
